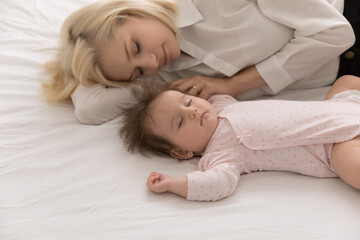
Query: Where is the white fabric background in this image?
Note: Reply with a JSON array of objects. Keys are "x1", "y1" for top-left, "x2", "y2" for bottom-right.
[{"x1": 1, "y1": 0, "x2": 359, "y2": 239}]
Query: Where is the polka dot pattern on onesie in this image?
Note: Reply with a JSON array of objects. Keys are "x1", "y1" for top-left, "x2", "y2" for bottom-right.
[{"x1": 186, "y1": 94, "x2": 360, "y2": 201}]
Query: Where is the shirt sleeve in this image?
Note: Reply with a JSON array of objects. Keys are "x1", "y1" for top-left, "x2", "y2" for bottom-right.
[
  {"x1": 255, "y1": 0, "x2": 355, "y2": 94},
  {"x1": 71, "y1": 84, "x2": 134, "y2": 125},
  {"x1": 186, "y1": 155, "x2": 241, "y2": 201}
]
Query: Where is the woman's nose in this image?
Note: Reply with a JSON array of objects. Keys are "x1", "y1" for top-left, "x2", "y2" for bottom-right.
[{"x1": 141, "y1": 53, "x2": 159, "y2": 72}]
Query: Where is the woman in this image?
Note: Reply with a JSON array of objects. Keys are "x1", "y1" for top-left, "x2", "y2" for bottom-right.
[{"x1": 43, "y1": 0, "x2": 356, "y2": 125}]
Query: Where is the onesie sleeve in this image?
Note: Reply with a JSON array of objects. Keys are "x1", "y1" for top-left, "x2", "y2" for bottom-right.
[
  {"x1": 71, "y1": 84, "x2": 134, "y2": 125},
  {"x1": 255, "y1": 0, "x2": 355, "y2": 94},
  {"x1": 187, "y1": 154, "x2": 241, "y2": 201}
]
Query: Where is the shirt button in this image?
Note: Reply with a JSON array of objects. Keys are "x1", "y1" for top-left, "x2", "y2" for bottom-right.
[
  {"x1": 215, "y1": 63, "x2": 222, "y2": 69},
  {"x1": 344, "y1": 50, "x2": 355, "y2": 60}
]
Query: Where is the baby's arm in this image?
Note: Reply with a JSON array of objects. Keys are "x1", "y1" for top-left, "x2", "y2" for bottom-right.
[
  {"x1": 147, "y1": 159, "x2": 240, "y2": 201},
  {"x1": 325, "y1": 75, "x2": 360, "y2": 100},
  {"x1": 147, "y1": 172, "x2": 188, "y2": 198},
  {"x1": 187, "y1": 163, "x2": 240, "y2": 201}
]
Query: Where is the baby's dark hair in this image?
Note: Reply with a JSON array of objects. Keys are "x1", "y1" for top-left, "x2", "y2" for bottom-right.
[{"x1": 119, "y1": 80, "x2": 178, "y2": 156}]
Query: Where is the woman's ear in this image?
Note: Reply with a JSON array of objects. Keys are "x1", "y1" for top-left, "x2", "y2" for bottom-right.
[{"x1": 170, "y1": 148, "x2": 193, "y2": 160}]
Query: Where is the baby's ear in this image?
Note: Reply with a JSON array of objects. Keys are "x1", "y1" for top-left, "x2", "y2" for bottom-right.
[{"x1": 170, "y1": 148, "x2": 193, "y2": 160}]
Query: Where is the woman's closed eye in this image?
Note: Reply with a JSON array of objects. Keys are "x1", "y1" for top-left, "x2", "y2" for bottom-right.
[
  {"x1": 135, "y1": 40, "x2": 141, "y2": 55},
  {"x1": 133, "y1": 41, "x2": 144, "y2": 76}
]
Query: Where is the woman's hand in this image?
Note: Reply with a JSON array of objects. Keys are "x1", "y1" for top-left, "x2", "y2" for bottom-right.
[
  {"x1": 170, "y1": 66, "x2": 267, "y2": 100},
  {"x1": 170, "y1": 76, "x2": 235, "y2": 100}
]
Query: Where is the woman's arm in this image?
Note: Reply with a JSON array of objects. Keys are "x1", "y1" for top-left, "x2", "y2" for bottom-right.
[
  {"x1": 172, "y1": 0, "x2": 354, "y2": 99},
  {"x1": 71, "y1": 84, "x2": 134, "y2": 125},
  {"x1": 255, "y1": 0, "x2": 355, "y2": 94}
]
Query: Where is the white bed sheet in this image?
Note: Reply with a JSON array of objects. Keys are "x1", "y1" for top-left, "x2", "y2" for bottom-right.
[{"x1": 1, "y1": 1, "x2": 360, "y2": 239}]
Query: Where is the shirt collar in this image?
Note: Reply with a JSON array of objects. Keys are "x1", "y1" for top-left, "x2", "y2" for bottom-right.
[{"x1": 174, "y1": 0, "x2": 204, "y2": 28}]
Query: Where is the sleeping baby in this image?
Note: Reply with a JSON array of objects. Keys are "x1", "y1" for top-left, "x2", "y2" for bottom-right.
[{"x1": 119, "y1": 75, "x2": 360, "y2": 201}]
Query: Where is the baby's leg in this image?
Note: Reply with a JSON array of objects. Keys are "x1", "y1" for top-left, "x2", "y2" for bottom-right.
[
  {"x1": 331, "y1": 136, "x2": 360, "y2": 189},
  {"x1": 325, "y1": 75, "x2": 360, "y2": 100}
]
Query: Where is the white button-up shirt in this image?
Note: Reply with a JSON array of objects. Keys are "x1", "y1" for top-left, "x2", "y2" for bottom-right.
[
  {"x1": 159, "y1": 0, "x2": 354, "y2": 96},
  {"x1": 72, "y1": 0, "x2": 354, "y2": 124}
]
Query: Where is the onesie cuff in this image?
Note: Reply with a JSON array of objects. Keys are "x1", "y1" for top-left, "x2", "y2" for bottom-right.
[{"x1": 186, "y1": 172, "x2": 197, "y2": 201}]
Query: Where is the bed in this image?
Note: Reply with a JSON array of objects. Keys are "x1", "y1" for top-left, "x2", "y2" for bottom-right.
[{"x1": 1, "y1": 0, "x2": 360, "y2": 239}]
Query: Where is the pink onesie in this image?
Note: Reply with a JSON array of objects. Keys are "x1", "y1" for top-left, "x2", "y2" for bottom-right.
[{"x1": 187, "y1": 93, "x2": 360, "y2": 201}]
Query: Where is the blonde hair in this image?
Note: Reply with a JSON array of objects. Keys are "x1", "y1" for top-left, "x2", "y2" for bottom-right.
[{"x1": 43, "y1": 0, "x2": 178, "y2": 102}]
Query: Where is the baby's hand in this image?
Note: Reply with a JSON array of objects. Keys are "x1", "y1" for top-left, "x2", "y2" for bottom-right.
[{"x1": 147, "y1": 172, "x2": 173, "y2": 193}]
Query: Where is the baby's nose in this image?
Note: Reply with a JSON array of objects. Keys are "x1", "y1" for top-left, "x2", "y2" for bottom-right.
[{"x1": 187, "y1": 107, "x2": 199, "y2": 118}]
